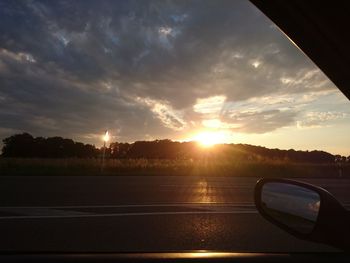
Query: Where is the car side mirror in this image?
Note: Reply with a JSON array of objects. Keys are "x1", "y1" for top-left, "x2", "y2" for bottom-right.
[{"x1": 255, "y1": 178, "x2": 350, "y2": 250}]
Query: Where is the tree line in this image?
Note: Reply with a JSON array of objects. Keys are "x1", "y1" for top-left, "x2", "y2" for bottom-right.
[
  {"x1": 1, "y1": 133, "x2": 99, "y2": 158},
  {"x1": 1, "y1": 133, "x2": 349, "y2": 163}
]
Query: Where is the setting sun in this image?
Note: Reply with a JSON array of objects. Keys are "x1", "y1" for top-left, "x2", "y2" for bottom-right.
[{"x1": 193, "y1": 131, "x2": 228, "y2": 147}]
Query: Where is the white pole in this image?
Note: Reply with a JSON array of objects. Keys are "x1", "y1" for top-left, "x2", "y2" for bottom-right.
[
  {"x1": 101, "y1": 130, "x2": 109, "y2": 172},
  {"x1": 102, "y1": 140, "x2": 106, "y2": 172}
]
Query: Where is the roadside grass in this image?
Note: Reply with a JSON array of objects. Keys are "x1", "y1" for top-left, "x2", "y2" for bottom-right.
[{"x1": 0, "y1": 157, "x2": 348, "y2": 178}]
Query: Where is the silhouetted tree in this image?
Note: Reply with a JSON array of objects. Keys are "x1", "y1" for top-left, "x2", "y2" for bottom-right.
[
  {"x1": 2, "y1": 133, "x2": 35, "y2": 157},
  {"x1": 1, "y1": 133, "x2": 99, "y2": 158}
]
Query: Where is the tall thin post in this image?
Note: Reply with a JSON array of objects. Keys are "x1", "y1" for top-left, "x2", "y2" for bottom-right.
[
  {"x1": 102, "y1": 140, "x2": 106, "y2": 172},
  {"x1": 101, "y1": 130, "x2": 109, "y2": 172}
]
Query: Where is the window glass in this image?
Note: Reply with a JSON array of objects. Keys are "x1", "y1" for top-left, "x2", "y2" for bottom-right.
[{"x1": 0, "y1": 0, "x2": 349, "y2": 252}]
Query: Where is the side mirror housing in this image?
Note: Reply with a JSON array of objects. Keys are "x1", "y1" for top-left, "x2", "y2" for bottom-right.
[{"x1": 255, "y1": 178, "x2": 350, "y2": 250}]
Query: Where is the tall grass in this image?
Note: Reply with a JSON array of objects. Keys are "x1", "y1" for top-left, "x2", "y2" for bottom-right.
[{"x1": 0, "y1": 157, "x2": 348, "y2": 178}]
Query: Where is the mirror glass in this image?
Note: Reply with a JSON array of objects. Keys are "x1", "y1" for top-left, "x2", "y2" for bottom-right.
[{"x1": 261, "y1": 182, "x2": 320, "y2": 234}]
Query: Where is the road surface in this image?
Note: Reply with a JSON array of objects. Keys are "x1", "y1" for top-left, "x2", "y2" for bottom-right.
[{"x1": 0, "y1": 176, "x2": 349, "y2": 252}]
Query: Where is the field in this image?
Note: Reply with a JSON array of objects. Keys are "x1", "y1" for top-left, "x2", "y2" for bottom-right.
[{"x1": 0, "y1": 157, "x2": 348, "y2": 178}]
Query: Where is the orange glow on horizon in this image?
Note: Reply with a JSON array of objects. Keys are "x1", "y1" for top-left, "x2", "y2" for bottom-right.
[{"x1": 192, "y1": 131, "x2": 228, "y2": 148}]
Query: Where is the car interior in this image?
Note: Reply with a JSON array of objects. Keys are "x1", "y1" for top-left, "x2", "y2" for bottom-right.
[{"x1": 1, "y1": 0, "x2": 350, "y2": 262}]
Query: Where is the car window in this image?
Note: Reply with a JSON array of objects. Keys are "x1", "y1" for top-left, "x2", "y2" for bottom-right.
[{"x1": 0, "y1": 0, "x2": 349, "y2": 252}]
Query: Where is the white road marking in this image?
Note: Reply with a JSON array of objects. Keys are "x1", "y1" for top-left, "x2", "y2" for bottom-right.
[
  {"x1": 0, "y1": 203, "x2": 257, "y2": 219},
  {"x1": 160, "y1": 184, "x2": 252, "y2": 189},
  {"x1": 0, "y1": 210, "x2": 258, "y2": 220},
  {"x1": 1, "y1": 202, "x2": 348, "y2": 220},
  {"x1": 0, "y1": 202, "x2": 255, "y2": 209},
  {"x1": 0, "y1": 207, "x2": 91, "y2": 216}
]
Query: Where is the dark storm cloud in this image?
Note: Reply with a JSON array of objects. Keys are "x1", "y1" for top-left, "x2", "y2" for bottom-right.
[
  {"x1": 0, "y1": 47, "x2": 171, "y2": 142},
  {"x1": 0, "y1": 0, "x2": 335, "y2": 144}
]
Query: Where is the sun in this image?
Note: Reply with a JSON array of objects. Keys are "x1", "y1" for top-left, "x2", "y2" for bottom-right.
[{"x1": 194, "y1": 131, "x2": 227, "y2": 148}]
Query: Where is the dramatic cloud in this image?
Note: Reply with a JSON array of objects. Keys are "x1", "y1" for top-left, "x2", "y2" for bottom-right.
[
  {"x1": 297, "y1": 112, "x2": 348, "y2": 129},
  {"x1": 0, "y1": 0, "x2": 349, "y2": 149}
]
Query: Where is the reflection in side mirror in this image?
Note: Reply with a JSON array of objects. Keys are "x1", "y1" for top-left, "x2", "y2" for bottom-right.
[
  {"x1": 255, "y1": 178, "x2": 350, "y2": 250},
  {"x1": 261, "y1": 182, "x2": 320, "y2": 234}
]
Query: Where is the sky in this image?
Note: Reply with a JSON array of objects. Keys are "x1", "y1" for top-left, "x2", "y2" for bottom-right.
[{"x1": 0, "y1": 0, "x2": 349, "y2": 155}]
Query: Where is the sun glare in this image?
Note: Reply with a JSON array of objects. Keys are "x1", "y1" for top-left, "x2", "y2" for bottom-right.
[
  {"x1": 194, "y1": 131, "x2": 227, "y2": 148},
  {"x1": 103, "y1": 130, "x2": 110, "y2": 142}
]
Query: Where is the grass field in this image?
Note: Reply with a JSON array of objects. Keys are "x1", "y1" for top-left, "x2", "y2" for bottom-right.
[{"x1": 0, "y1": 157, "x2": 348, "y2": 178}]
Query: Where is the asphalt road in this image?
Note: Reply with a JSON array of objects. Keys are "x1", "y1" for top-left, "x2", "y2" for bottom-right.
[{"x1": 0, "y1": 176, "x2": 349, "y2": 252}]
